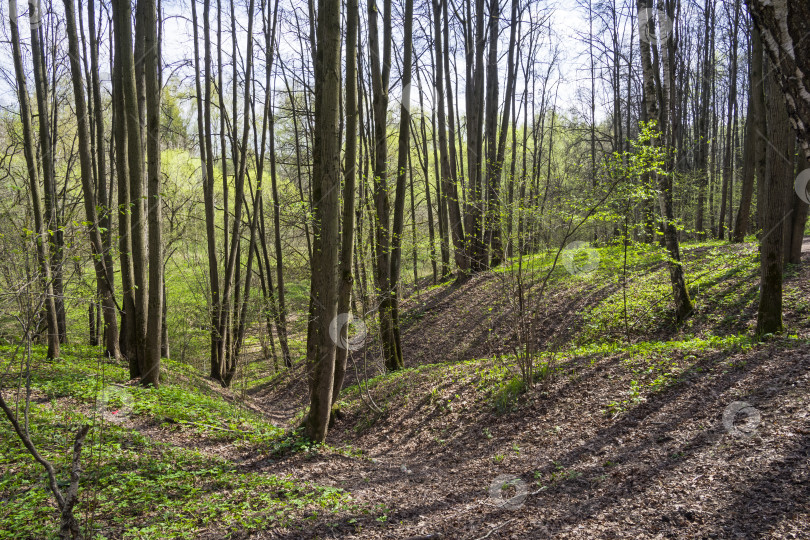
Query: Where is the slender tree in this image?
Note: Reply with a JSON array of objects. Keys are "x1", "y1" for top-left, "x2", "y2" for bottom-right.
[
  {"x1": 305, "y1": 0, "x2": 342, "y2": 442},
  {"x1": 143, "y1": 0, "x2": 163, "y2": 386},
  {"x1": 8, "y1": 0, "x2": 60, "y2": 360},
  {"x1": 756, "y1": 69, "x2": 794, "y2": 334},
  {"x1": 62, "y1": 0, "x2": 121, "y2": 361},
  {"x1": 332, "y1": 0, "x2": 360, "y2": 407},
  {"x1": 636, "y1": 0, "x2": 693, "y2": 321}
]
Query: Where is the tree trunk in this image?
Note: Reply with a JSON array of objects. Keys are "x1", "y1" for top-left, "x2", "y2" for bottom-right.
[
  {"x1": 636, "y1": 0, "x2": 693, "y2": 322},
  {"x1": 415, "y1": 59, "x2": 438, "y2": 283},
  {"x1": 786, "y1": 153, "x2": 810, "y2": 264},
  {"x1": 115, "y1": 0, "x2": 148, "y2": 375},
  {"x1": 746, "y1": 0, "x2": 810, "y2": 160},
  {"x1": 89, "y1": 0, "x2": 120, "y2": 357},
  {"x1": 387, "y1": 0, "x2": 414, "y2": 372},
  {"x1": 367, "y1": 0, "x2": 401, "y2": 371},
  {"x1": 484, "y1": 0, "x2": 519, "y2": 266},
  {"x1": 757, "y1": 69, "x2": 794, "y2": 334},
  {"x1": 695, "y1": 0, "x2": 713, "y2": 237},
  {"x1": 464, "y1": 0, "x2": 487, "y2": 272},
  {"x1": 718, "y1": 0, "x2": 740, "y2": 240},
  {"x1": 734, "y1": 26, "x2": 765, "y2": 242},
  {"x1": 28, "y1": 0, "x2": 66, "y2": 345},
  {"x1": 143, "y1": 0, "x2": 162, "y2": 387},
  {"x1": 112, "y1": 0, "x2": 138, "y2": 372},
  {"x1": 8, "y1": 0, "x2": 60, "y2": 360},
  {"x1": 433, "y1": 0, "x2": 466, "y2": 274},
  {"x1": 304, "y1": 0, "x2": 342, "y2": 442},
  {"x1": 332, "y1": 0, "x2": 360, "y2": 407},
  {"x1": 63, "y1": 0, "x2": 122, "y2": 361},
  {"x1": 199, "y1": 0, "x2": 223, "y2": 380}
]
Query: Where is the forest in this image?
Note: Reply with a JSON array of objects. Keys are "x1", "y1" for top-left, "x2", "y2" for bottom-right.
[{"x1": 1, "y1": 0, "x2": 810, "y2": 537}]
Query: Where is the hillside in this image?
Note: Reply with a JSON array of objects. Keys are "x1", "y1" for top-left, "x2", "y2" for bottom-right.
[{"x1": 3, "y1": 239, "x2": 809, "y2": 538}]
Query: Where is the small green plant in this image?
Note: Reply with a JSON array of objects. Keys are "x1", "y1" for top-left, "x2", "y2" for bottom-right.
[
  {"x1": 493, "y1": 453, "x2": 506, "y2": 464},
  {"x1": 492, "y1": 376, "x2": 526, "y2": 414}
]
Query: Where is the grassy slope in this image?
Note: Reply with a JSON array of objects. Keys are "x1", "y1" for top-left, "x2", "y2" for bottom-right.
[
  {"x1": 3, "y1": 238, "x2": 810, "y2": 538},
  {"x1": 0, "y1": 351, "x2": 352, "y2": 539},
  {"x1": 251, "y1": 238, "x2": 810, "y2": 537}
]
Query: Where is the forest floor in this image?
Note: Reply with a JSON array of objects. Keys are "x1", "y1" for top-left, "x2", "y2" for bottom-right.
[{"x1": 2, "y1": 238, "x2": 810, "y2": 538}]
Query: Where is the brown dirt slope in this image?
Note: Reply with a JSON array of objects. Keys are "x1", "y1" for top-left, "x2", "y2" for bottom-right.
[{"x1": 243, "y1": 241, "x2": 810, "y2": 538}]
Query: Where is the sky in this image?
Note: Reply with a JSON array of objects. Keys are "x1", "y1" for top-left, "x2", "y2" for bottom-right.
[{"x1": 0, "y1": 0, "x2": 633, "y2": 127}]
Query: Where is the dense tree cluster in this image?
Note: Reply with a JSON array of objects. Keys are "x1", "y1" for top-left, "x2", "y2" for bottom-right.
[{"x1": 1, "y1": 0, "x2": 809, "y2": 443}]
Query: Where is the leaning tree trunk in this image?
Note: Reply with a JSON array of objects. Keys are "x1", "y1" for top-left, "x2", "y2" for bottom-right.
[
  {"x1": 63, "y1": 0, "x2": 121, "y2": 362},
  {"x1": 8, "y1": 0, "x2": 60, "y2": 360},
  {"x1": 636, "y1": 0, "x2": 693, "y2": 322},
  {"x1": 28, "y1": 0, "x2": 66, "y2": 345}
]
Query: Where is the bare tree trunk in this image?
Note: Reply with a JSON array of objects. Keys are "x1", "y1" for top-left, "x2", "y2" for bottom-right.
[
  {"x1": 786, "y1": 153, "x2": 809, "y2": 264},
  {"x1": 368, "y1": 0, "x2": 401, "y2": 371},
  {"x1": 484, "y1": 0, "x2": 519, "y2": 266},
  {"x1": 695, "y1": 0, "x2": 713, "y2": 237},
  {"x1": 464, "y1": 0, "x2": 487, "y2": 272},
  {"x1": 332, "y1": 0, "x2": 360, "y2": 407},
  {"x1": 387, "y1": 0, "x2": 414, "y2": 371},
  {"x1": 415, "y1": 58, "x2": 439, "y2": 283},
  {"x1": 746, "y1": 0, "x2": 810, "y2": 160},
  {"x1": 114, "y1": 0, "x2": 149, "y2": 375},
  {"x1": 304, "y1": 0, "x2": 342, "y2": 442},
  {"x1": 734, "y1": 24, "x2": 765, "y2": 244},
  {"x1": 719, "y1": 0, "x2": 740, "y2": 240},
  {"x1": 112, "y1": 0, "x2": 138, "y2": 372},
  {"x1": 63, "y1": 0, "x2": 122, "y2": 362},
  {"x1": 88, "y1": 0, "x2": 120, "y2": 357},
  {"x1": 143, "y1": 0, "x2": 162, "y2": 387},
  {"x1": 8, "y1": 0, "x2": 60, "y2": 360},
  {"x1": 27, "y1": 0, "x2": 66, "y2": 345},
  {"x1": 433, "y1": 0, "x2": 466, "y2": 274},
  {"x1": 199, "y1": 0, "x2": 222, "y2": 379},
  {"x1": 757, "y1": 69, "x2": 794, "y2": 334},
  {"x1": 265, "y1": 1, "x2": 291, "y2": 369},
  {"x1": 637, "y1": 0, "x2": 693, "y2": 322}
]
